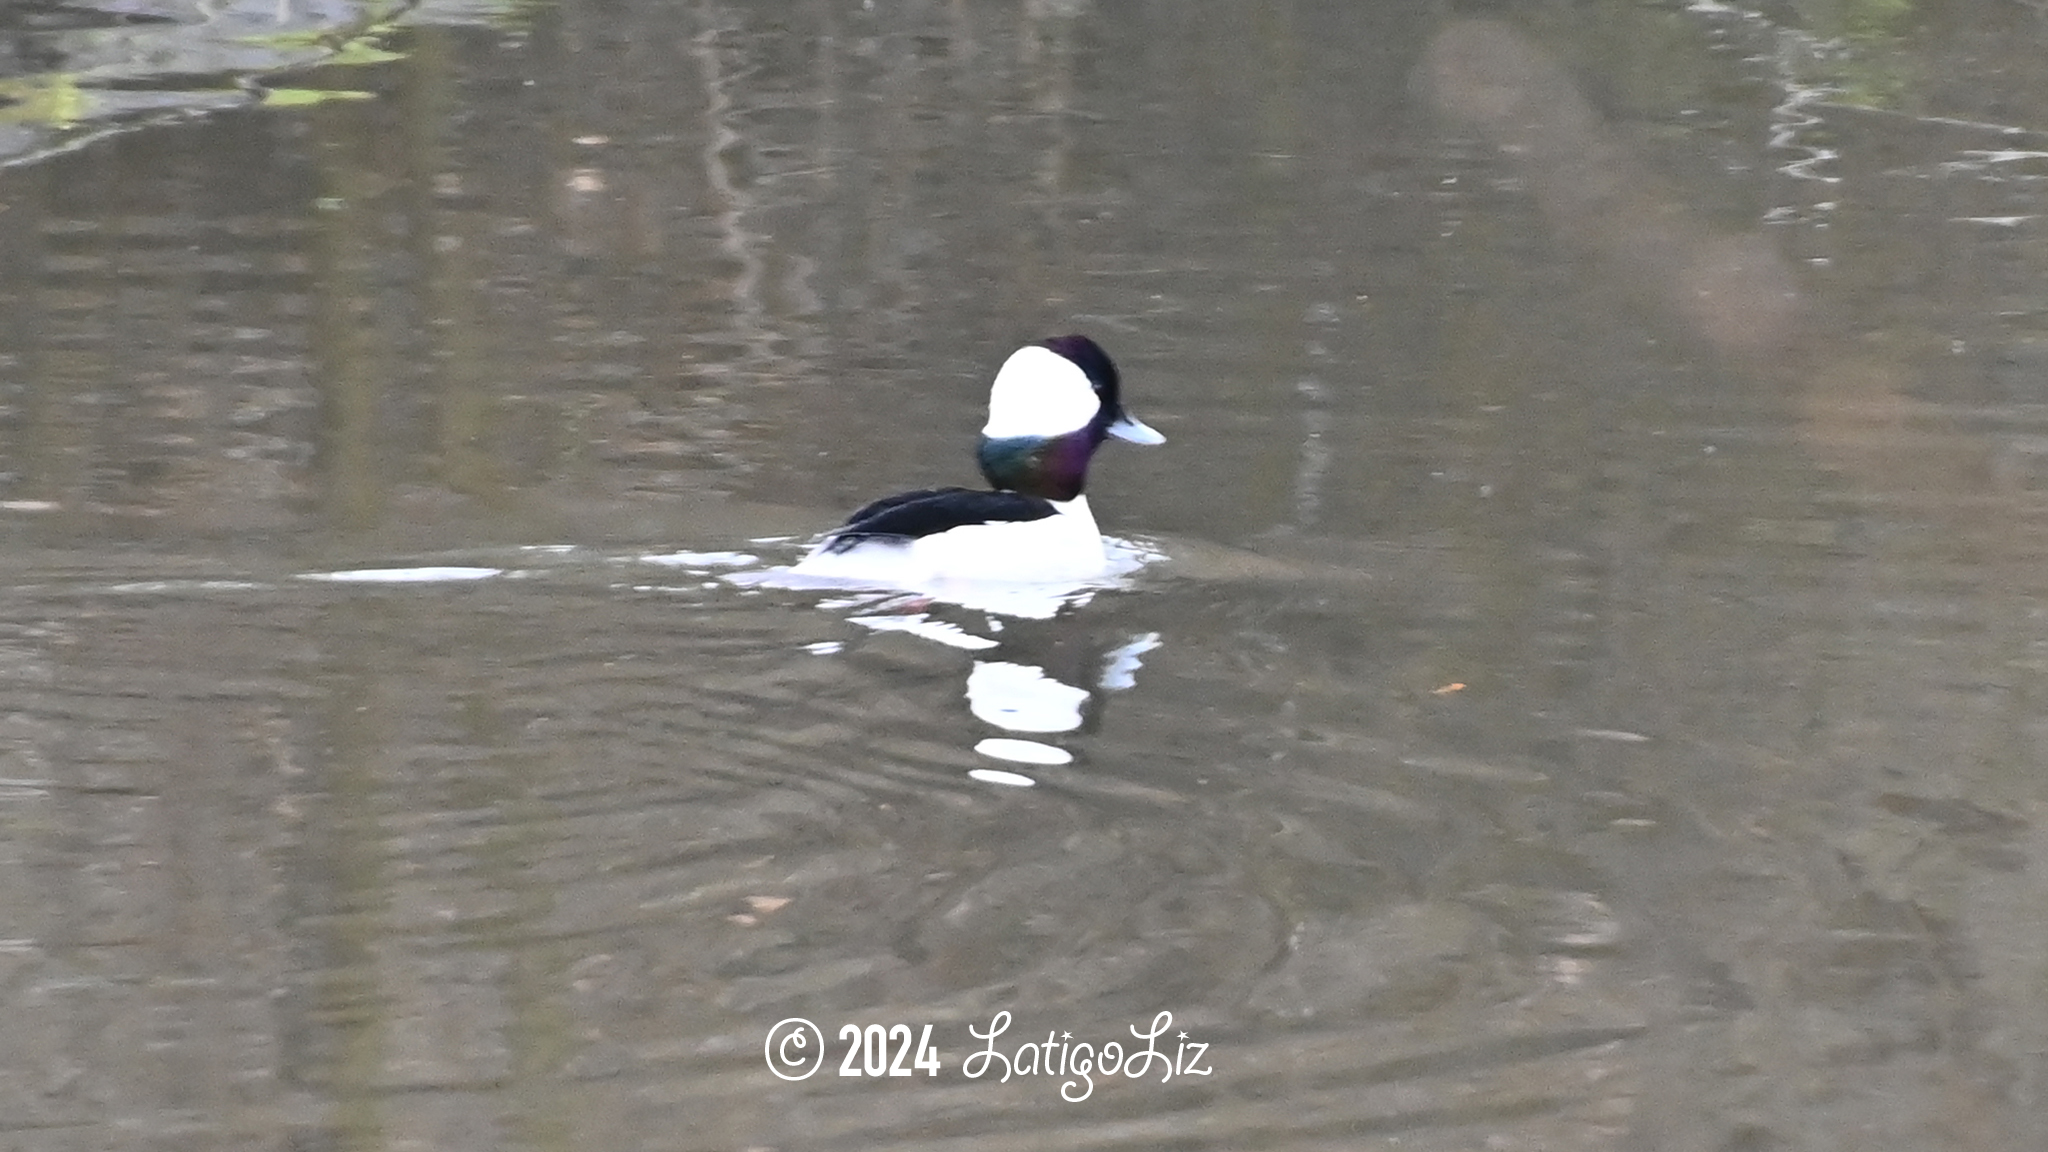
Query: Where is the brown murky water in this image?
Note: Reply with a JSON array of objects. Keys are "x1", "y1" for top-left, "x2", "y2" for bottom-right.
[{"x1": 4, "y1": 1, "x2": 2048, "y2": 1149}]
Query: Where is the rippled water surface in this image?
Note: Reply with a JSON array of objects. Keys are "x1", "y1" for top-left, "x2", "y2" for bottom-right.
[{"x1": 5, "y1": 1, "x2": 2048, "y2": 1149}]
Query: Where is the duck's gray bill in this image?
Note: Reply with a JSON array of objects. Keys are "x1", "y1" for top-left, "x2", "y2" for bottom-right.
[{"x1": 1107, "y1": 413, "x2": 1165, "y2": 445}]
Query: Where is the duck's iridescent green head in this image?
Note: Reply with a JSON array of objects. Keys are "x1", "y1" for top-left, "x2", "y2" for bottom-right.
[{"x1": 975, "y1": 335, "x2": 1163, "y2": 500}]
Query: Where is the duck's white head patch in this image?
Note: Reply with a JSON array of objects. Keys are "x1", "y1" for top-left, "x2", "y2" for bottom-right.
[{"x1": 981, "y1": 345, "x2": 1100, "y2": 438}]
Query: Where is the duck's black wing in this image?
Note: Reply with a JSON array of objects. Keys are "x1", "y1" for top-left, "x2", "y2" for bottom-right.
[{"x1": 822, "y1": 487, "x2": 1057, "y2": 553}]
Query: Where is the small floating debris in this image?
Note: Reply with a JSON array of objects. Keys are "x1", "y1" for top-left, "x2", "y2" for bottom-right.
[
  {"x1": 974, "y1": 738, "x2": 1071, "y2": 767},
  {"x1": 1431, "y1": 682, "x2": 1467, "y2": 695},
  {"x1": 728, "y1": 895, "x2": 791, "y2": 926},
  {"x1": 298, "y1": 566, "x2": 503, "y2": 584},
  {"x1": 802, "y1": 641, "x2": 843, "y2": 655}
]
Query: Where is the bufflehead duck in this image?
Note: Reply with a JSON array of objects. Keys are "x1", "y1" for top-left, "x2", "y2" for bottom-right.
[{"x1": 791, "y1": 335, "x2": 1164, "y2": 584}]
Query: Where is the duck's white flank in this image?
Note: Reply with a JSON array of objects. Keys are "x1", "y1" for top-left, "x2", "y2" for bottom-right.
[
  {"x1": 981, "y1": 345, "x2": 1100, "y2": 438},
  {"x1": 789, "y1": 496, "x2": 1107, "y2": 584}
]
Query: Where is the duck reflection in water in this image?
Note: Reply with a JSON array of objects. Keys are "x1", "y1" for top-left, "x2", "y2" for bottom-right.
[{"x1": 835, "y1": 591, "x2": 1164, "y2": 783}]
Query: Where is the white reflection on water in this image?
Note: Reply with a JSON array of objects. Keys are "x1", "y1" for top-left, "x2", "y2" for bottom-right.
[
  {"x1": 297, "y1": 566, "x2": 504, "y2": 583},
  {"x1": 848, "y1": 611, "x2": 1000, "y2": 651},
  {"x1": 971, "y1": 743, "x2": 1066, "y2": 771},
  {"x1": 966, "y1": 661, "x2": 1089, "y2": 732},
  {"x1": 962, "y1": 631, "x2": 1165, "y2": 774},
  {"x1": 728, "y1": 536, "x2": 1162, "y2": 620},
  {"x1": 1098, "y1": 631, "x2": 1163, "y2": 690},
  {"x1": 638, "y1": 549, "x2": 761, "y2": 567},
  {"x1": 728, "y1": 540, "x2": 1169, "y2": 781}
]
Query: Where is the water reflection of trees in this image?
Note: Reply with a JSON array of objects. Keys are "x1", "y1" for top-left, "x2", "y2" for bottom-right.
[{"x1": 1425, "y1": 12, "x2": 2048, "y2": 1147}]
